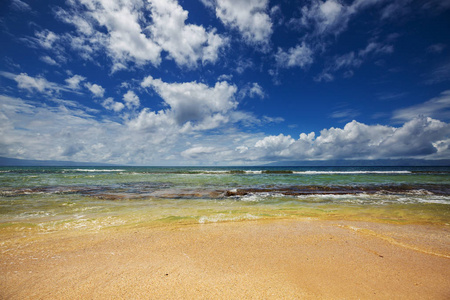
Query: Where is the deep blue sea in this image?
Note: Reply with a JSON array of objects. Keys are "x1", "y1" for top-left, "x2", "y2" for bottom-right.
[{"x1": 1, "y1": 166, "x2": 449, "y2": 230}]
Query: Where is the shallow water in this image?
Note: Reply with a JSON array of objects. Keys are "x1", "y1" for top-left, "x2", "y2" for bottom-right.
[{"x1": 1, "y1": 166, "x2": 449, "y2": 230}]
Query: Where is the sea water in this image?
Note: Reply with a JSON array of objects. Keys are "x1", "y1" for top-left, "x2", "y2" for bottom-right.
[{"x1": 1, "y1": 166, "x2": 449, "y2": 231}]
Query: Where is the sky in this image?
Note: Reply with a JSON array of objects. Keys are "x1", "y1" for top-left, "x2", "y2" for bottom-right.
[{"x1": 0, "y1": 0, "x2": 450, "y2": 166}]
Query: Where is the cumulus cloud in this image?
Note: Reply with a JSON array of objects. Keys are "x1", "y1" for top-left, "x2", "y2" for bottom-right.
[
  {"x1": 0, "y1": 94, "x2": 183, "y2": 164},
  {"x1": 54, "y1": 0, "x2": 225, "y2": 71},
  {"x1": 127, "y1": 108, "x2": 175, "y2": 133},
  {"x1": 148, "y1": 0, "x2": 227, "y2": 67},
  {"x1": 14, "y1": 73, "x2": 50, "y2": 93},
  {"x1": 1, "y1": 93, "x2": 449, "y2": 165},
  {"x1": 65, "y1": 75, "x2": 86, "y2": 90},
  {"x1": 85, "y1": 82, "x2": 105, "y2": 98},
  {"x1": 56, "y1": 0, "x2": 160, "y2": 70},
  {"x1": 0, "y1": 94, "x2": 114, "y2": 162},
  {"x1": 141, "y1": 76, "x2": 237, "y2": 128},
  {"x1": 202, "y1": 0, "x2": 273, "y2": 47},
  {"x1": 251, "y1": 117, "x2": 450, "y2": 161},
  {"x1": 123, "y1": 90, "x2": 140, "y2": 109},
  {"x1": 102, "y1": 97, "x2": 125, "y2": 112},
  {"x1": 255, "y1": 134, "x2": 295, "y2": 157}
]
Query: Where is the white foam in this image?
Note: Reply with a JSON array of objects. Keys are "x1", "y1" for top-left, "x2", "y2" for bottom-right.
[
  {"x1": 293, "y1": 171, "x2": 412, "y2": 175},
  {"x1": 296, "y1": 193, "x2": 372, "y2": 200},
  {"x1": 245, "y1": 170, "x2": 263, "y2": 174},
  {"x1": 198, "y1": 213, "x2": 259, "y2": 224},
  {"x1": 67, "y1": 169, "x2": 126, "y2": 172},
  {"x1": 295, "y1": 193, "x2": 450, "y2": 205},
  {"x1": 240, "y1": 192, "x2": 286, "y2": 202},
  {"x1": 193, "y1": 170, "x2": 230, "y2": 174}
]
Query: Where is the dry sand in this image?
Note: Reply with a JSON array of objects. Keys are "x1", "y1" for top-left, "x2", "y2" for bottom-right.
[{"x1": 1, "y1": 219, "x2": 450, "y2": 299}]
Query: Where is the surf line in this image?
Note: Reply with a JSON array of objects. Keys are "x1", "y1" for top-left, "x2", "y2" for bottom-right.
[{"x1": 335, "y1": 224, "x2": 450, "y2": 259}]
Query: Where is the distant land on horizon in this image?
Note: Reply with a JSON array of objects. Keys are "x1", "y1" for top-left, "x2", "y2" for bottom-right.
[{"x1": 1, "y1": 156, "x2": 450, "y2": 167}]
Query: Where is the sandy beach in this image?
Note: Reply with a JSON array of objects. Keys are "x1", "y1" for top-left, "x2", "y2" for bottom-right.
[{"x1": 1, "y1": 219, "x2": 449, "y2": 299}]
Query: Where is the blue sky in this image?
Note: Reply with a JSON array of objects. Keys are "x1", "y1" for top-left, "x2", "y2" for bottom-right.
[{"x1": 0, "y1": 0, "x2": 450, "y2": 165}]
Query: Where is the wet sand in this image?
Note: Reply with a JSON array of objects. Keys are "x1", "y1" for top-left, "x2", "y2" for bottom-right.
[{"x1": 1, "y1": 219, "x2": 450, "y2": 299}]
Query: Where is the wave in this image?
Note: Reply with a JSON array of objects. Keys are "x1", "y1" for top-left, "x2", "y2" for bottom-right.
[
  {"x1": 64, "y1": 169, "x2": 126, "y2": 172},
  {"x1": 198, "y1": 213, "x2": 260, "y2": 224},
  {"x1": 293, "y1": 171, "x2": 412, "y2": 175},
  {"x1": 170, "y1": 170, "x2": 413, "y2": 175},
  {"x1": 225, "y1": 184, "x2": 450, "y2": 197},
  {"x1": 227, "y1": 189, "x2": 450, "y2": 205}
]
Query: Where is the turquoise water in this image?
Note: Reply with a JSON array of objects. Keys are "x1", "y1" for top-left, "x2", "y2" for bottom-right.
[{"x1": 1, "y1": 166, "x2": 449, "y2": 230}]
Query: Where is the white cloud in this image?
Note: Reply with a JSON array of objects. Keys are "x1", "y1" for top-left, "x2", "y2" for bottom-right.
[
  {"x1": 203, "y1": 0, "x2": 273, "y2": 47},
  {"x1": 40, "y1": 56, "x2": 59, "y2": 66},
  {"x1": 85, "y1": 82, "x2": 105, "y2": 98},
  {"x1": 2, "y1": 94, "x2": 449, "y2": 165},
  {"x1": 218, "y1": 74, "x2": 233, "y2": 81},
  {"x1": 141, "y1": 76, "x2": 237, "y2": 128},
  {"x1": 10, "y1": 0, "x2": 32, "y2": 12},
  {"x1": 34, "y1": 30, "x2": 58, "y2": 49},
  {"x1": 65, "y1": 0, "x2": 161, "y2": 70},
  {"x1": 248, "y1": 83, "x2": 265, "y2": 98},
  {"x1": 358, "y1": 42, "x2": 394, "y2": 57},
  {"x1": 0, "y1": 94, "x2": 111, "y2": 162},
  {"x1": 14, "y1": 73, "x2": 49, "y2": 93},
  {"x1": 275, "y1": 43, "x2": 314, "y2": 69},
  {"x1": 123, "y1": 90, "x2": 140, "y2": 109},
  {"x1": 333, "y1": 52, "x2": 362, "y2": 70},
  {"x1": 392, "y1": 90, "x2": 450, "y2": 121},
  {"x1": 427, "y1": 43, "x2": 446, "y2": 54},
  {"x1": 65, "y1": 75, "x2": 86, "y2": 90},
  {"x1": 313, "y1": 72, "x2": 334, "y2": 82},
  {"x1": 235, "y1": 145, "x2": 248, "y2": 153},
  {"x1": 102, "y1": 97, "x2": 125, "y2": 112},
  {"x1": 424, "y1": 61, "x2": 450, "y2": 85},
  {"x1": 148, "y1": 0, "x2": 226, "y2": 67},
  {"x1": 380, "y1": 0, "x2": 412, "y2": 20},
  {"x1": 255, "y1": 134, "x2": 295, "y2": 157},
  {"x1": 127, "y1": 108, "x2": 175, "y2": 132},
  {"x1": 181, "y1": 146, "x2": 218, "y2": 159},
  {"x1": 251, "y1": 116, "x2": 450, "y2": 161},
  {"x1": 298, "y1": 0, "x2": 384, "y2": 37},
  {"x1": 0, "y1": 72, "x2": 89, "y2": 96},
  {"x1": 0, "y1": 94, "x2": 183, "y2": 164},
  {"x1": 0, "y1": 72, "x2": 72, "y2": 95},
  {"x1": 330, "y1": 109, "x2": 360, "y2": 122},
  {"x1": 303, "y1": 0, "x2": 347, "y2": 35},
  {"x1": 239, "y1": 82, "x2": 265, "y2": 99},
  {"x1": 316, "y1": 41, "x2": 393, "y2": 81},
  {"x1": 54, "y1": 0, "x2": 225, "y2": 71}
]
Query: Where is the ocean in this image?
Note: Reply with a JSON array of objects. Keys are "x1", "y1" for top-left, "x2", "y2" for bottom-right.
[{"x1": 1, "y1": 166, "x2": 449, "y2": 231}]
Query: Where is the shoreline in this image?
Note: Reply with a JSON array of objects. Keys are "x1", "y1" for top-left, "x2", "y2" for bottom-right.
[{"x1": 1, "y1": 218, "x2": 450, "y2": 299}]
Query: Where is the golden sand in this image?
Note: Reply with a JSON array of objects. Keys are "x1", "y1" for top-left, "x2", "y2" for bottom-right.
[{"x1": 1, "y1": 219, "x2": 450, "y2": 299}]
